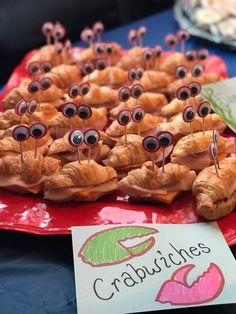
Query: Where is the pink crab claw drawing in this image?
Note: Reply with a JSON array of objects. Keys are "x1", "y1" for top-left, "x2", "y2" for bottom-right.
[{"x1": 156, "y1": 263, "x2": 225, "y2": 305}]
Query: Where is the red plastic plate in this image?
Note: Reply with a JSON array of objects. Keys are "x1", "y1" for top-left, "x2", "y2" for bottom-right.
[{"x1": 0, "y1": 47, "x2": 235, "y2": 246}]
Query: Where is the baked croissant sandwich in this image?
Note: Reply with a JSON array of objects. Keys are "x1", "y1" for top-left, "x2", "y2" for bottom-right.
[
  {"x1": 0, "y1": 151, "x2": 61, "y2": 194},
  {"x1": 116, "y1": 46, "x2": 145, "y2": 70},
  {"x1": 192, "y1": 157, "x2": 236, "y2": 220},
  {"x1": 171, "y1": 131, "x2": 234, "y2": 171},
  {"x1": 119, "y1": 162, "x2": 196, "y2": 204},
  {"x1": 140, "y1": 70, "x2": 173, "y2": 92},
  {"x1": 44, "y1": 160, "x2": 118, "y2": 202},
  {"x1": 0, "y1": 109, "x2": 29, "y2": 130}
]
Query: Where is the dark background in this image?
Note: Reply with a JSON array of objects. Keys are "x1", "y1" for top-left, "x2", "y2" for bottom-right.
[{"x1": 0, "y1": 0, "x2": 174, "y2": 84}]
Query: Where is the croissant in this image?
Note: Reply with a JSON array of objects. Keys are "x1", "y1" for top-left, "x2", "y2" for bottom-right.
[
  {"x1": 45, "y1": 64, "x2": 82, "y2": 89},
  {"x1": 158, "y1": 52, "x2": 189, "y2": 75},
  {"x1": 140, "y1": 71, "x2": 173, "y2": 92},
  {"x1": 110, "y1": 92, "x2": 167, "y2": 119},
  {"x1": 105, "y1": 113, "x2": 162, "y2": 142},
  {"x1": 161, "y1": 95, "x2": 203, "y2": 118},
  {"x1": 44, "y1": 159, "x2": 118, "y2": 202},
  {"x1": 107, "y1": 134, "x2": 163, "y2": 177},
  {"x1": 192, "y1": 157, "x2": 236, "y2": 220},
  {"x1": 0, "y1": 151, "x2": 61, "y2": 194},
  {"x1": 48, "y1": 132, "x2": 110, "y2": 164},
  {"x1": 116, "y1": 47, "x2": 145, "y2": 70},
  {"x1": 0, "y1": 109, "x2": 29, "y2": 130},
  {"x1": 49, "y1": 107, "x2": 108, "y2": 138},
  {"x1": 119, "y1": 162, "x2": 196, "y2": 204},
  {"x1": 78, "y1": 42, "x2": 122, "y2": 65},
  {"x1": 66, "y1": 83, "x2": 117, "y2": 108},
  {"x1": 0, "y1": 126, "x2": 53, "y2": 157},
  {"x1": 171, "y1": 131, "x2": 234, "y2": 171},
  {"x1": 83, "y1": 66, "x2": 128, "y2": 88},
  {"x1": 30, "y1": 101, "x2": 62, "y2": 126},
  {"x1": 27, "y1": 44, "x2": 68, "y2": 67},
  {"x1": 158, "y1": 113, "x2": 226, "y2": 142}
]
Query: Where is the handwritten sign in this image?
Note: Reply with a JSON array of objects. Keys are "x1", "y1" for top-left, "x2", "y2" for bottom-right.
[
  {"x1": 72, "y1": 223, "x2": 236, "y2": 314},
  {"x1": 201, "y1": 78, "x2": 236, "y2": 132}
]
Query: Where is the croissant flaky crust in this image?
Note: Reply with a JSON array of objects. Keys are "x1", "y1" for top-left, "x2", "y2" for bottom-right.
[
  {"x1": 192, "y1": 157, "x2": 236, "y2": 220},
  {"x1": 0, "y1": 151, "x2": 61, "y2": 193},
  {"x1": 46, "y1": 64, "x2": 81, "y2": 89},
  {"x1": 83, "y1": 66, "x2": 128, "y2": 87},
  {"x1": 44, "y1": 160, "x2": 118, "y2": 202},
  {"x1": 116, "y1": 47, "x2": 145, "y2": 70},
  {"x1": 0, "y1": 109, "x2": 29, "y2": 130},
  {"x1": 140, "y1": 71, "x2": 173, "y2": 92},
  {"x1": 118, "y1": 162, "x2": 196, "y2": 203}
]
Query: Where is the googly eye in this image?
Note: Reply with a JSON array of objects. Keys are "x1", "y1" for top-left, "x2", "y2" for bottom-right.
[
  {"x1": 197, "y1": 100, "x2": 211, "y2": 118},
  {"x1": 79, "y1": 82, "x2": 90, "y2": 96},
  {"x1": 106, "y1": 44, "x2": 113, "y2": 55},
  {"x1": 28, "y1": 80, "x2": 41, "y2": 94},
  {"x1": 64, "y1": 39, "x2": 72, "y2": 51},
  {"x1": 29, "y1": 123, "x2": 47, "y2": 139},
  {"x1": 182, "y1": 106, "x2": 196, "y2": 122},
  {"x1": 213, "y1": 129, "x2": 219, "y2": 144},
  {"x1": 82, "y1": 62, "x2": 95, "y2": 75},
  {"x1": 176, "y1": 86, "x2": 191, "y2": 101},
  {"x1": 192, "y1": 64, "x2": 204, "y2": 77},
  {"x1": 142, "y1": 136, "x2": 160, "y2": 153},
  {"x1": 27, "y1": 99, "x2": 38, "y2": 114},
  {"x1": 176, "y1": 29, "x2": 190, "y2": 41},
  {"x1": 185, "y1": 49, "x2": 197, "y2": 62},
  {"x1": 55, "y1": 42, "x2": 63, "y2": 54},
  {"x1": 77, "y1": 104, "x2": 92, "y2": 120},
  {"x1": 117, "y1": 109, "x2": 132, "y2": 126},
  {"x1": 153, "y1": 45, "x2": 162, "y2": 57},
  {"x1": 40, "y1": 61, "x2": 52, "y2": 73},
  {"x1": 93, "y1": 21, "x2": 104, "y2": 35},
  {"x1": 128, "y1": 69, "x2": 137, "y2": 81},
  {"x1": 198, "y1": 48, "x2": 209, "y2": 61},
  {"x1": 81, "y1": 28, "x2": 94, "y2": 42},
  {"x1": 68, "y1": 84, "x2": 80, "y2": 98},
  {"x1": 165, "y1": 33, "x2": 177, "y2": 48},
  {"x1": 132, "y1": 106, "x2": 145, "y2": 122},
  {"x1": 96, "y1": 59, "x2": 107, "y2": 71},
  {"x1": 157, "y1": 131, "x2": 173, "y2": 148},
  {"x1": 40, "y1": 77, "x2": 52, "y2": 90},
  {"x1": 84, "y1": 128, "x2": 100, "y2": 146},
  {"x1": 128, "y1": 29, "x2": 137, "y2": 45},
  {"x1": 94, "y1": 43, "x2": 104, "y2": 54},
  {"x1": 62, "y1": 102, "x2": 77, "y2": 118},
  {"x1": 12, "y1": 125, "x2": 30, "y2": 142},
  {"x1": 15, "y1": 100, "x2": 27, "y2": 116},
  {"x1": 52, "y1": 23, "x2": 66, "y2": 39},
  {"x1": 188, "y1": 81, "x2": 201, "y2": 97},
  {"x1": 137, "y1": 25, "x2": 147, "y2": 38},
  {"x1": 68, "y1": 129, "x2": 84, "y2": 147},
  {"x1": 27, "y1": 62, "x2": 40, "y2": 75},
  {"x1": 136, "y1": 67, "x2": 144, "y2": 80},
  {"x1": 209, "y1": 141, "x2": 218, "y2": 160},
  {"x1": 118, "y1": 87, "x2": 131, "y2": 102},
  {"x1": 175, "y1": 65, "x2": 188, "y2": 79},
  {"x1": 143, "y1": 48, "x2": 153, "y2": 61},
  {"x1": 130, "y1": 83, "x2": 144, "y2": 98},
  {"x1": 42, "y1": 22, "x2": 54, "y2": 36}
]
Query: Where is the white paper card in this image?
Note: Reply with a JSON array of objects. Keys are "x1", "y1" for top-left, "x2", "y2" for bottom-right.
[
  {"x1": 72, "y1": 223, "x2": 236, "y2": 314},
  {"x1": 201, "y1": 77, "x2": 236, "y2": 132}
]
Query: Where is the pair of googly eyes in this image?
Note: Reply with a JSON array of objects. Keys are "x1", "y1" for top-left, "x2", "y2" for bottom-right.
[
  {"x1": 93, "y1": 43, "x2": 113, "y2": 55},
  {"x1": 117, "y1": 107, "x2": 145, "y2": 126},
  {"x1": 142, "y1": 131, "x2": 173, "y2": 153},
  {"x1": 176, "y1": 82, "x2": 202, "y2": 101},
  {"x1": 42, "y1": 22, "x2": 65, "y2": 39},
  {"x1": 128, "y1": 67, "x2": 144, "y2": 81},
  {"x1": 175, "y1": 64, "x2": 204, "y2": 79},
  {"x1": 27, "y1": 61, "x2": 52, "y2": 76},
  {"x1": 28, "y1": 78, "x2": 52, "y2": 94},
  {"x1": 68, "y1": 82, "x2": 90, "y2": 98},
  {"x1": 185, "y1": 49, "x2": 208, "y2": 62},
  {"x1": 82, "y1": 59, "x2": 107, "y2": 74},
  {"x1": 118, "y1": 84, "x2": 143, "y2": 102},
  {"x1": 13, "y1": 123, "x2": 47, "y2": 142},
  {"x1": 62, "y1": 103, "x2": 92, "y2": 120},
  {"x1": 15, "y1": 99, "x2": 38, "y2": 116},
  {"x1": 128, "y1": 26, "x2": 147, "y2": 45},
  {"x1": 68, "y1": 128, "x2": 100, "y2": 147},
  {"x1": 143, "y1": 46, "x2": 163, "y2": 61}
]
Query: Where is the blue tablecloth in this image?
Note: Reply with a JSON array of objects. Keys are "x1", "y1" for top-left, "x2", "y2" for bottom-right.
[{"x1": 0, "y1": 7, "x2": 236, "y2": 314}]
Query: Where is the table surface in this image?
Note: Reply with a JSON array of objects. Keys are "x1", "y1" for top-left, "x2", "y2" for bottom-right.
[{"x1": 1, "y1": 7, "x2": 236, "y2": 314}]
